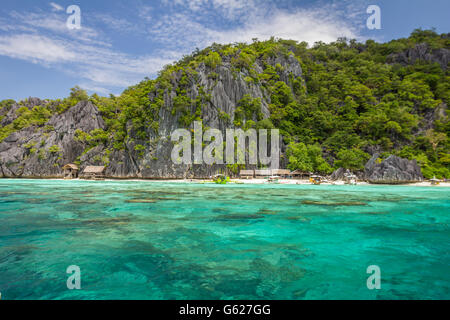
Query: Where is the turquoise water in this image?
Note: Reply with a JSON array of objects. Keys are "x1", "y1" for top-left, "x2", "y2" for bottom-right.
[{"x1": 0, "y1": 179, "x2": 449, "y2": 300}]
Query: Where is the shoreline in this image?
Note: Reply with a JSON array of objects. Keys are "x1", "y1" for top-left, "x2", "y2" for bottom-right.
[{"x1": 1, "y1": 177, "x2": 449, "y2": 187}]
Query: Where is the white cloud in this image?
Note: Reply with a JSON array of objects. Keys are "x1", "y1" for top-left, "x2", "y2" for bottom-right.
[
  {"x1": 214, "y1": 8, "x2": 359, "y2": 44},
  {"x1": 78, "y1": 83, "x2": 113, "y2": 95},
  {"x1": 148, "y1": 3, "x2": 362, "y2": 52},
  {"x1": 138, "y1": 5, "x2": 153, "y2": 23},
  {"x1": 162, "y1": 0, "x2": 256, "y2": 20},
  {"x1": 0, "y1": 32, "x2": 177, "y2": 89},
  {"x1": 8, "y1": 11, "x2": 109, "y2": 47},
  {"x1": 0, "y1": 0, "x2": 368, "y2": 95},
  {"x1": 49, "y1": 2, "x2": 64, "y2": 12},
  {"x1": 0, "y1": 9, "x2": 160, "y2": 91},
  {"x1": 95, "y1": 14, "x2": 141, "y2": 34},
  {"x1": 0, "y1": 34, "x2": 76, "y2": 63}
]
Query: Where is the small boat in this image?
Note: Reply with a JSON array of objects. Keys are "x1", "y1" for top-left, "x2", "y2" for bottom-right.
[
  {"x1": 310, "y1": 175, "x2": 322, "y2": 185},
  {"x1": 267, "y1": 176, "x2": 280, "y2": 184}
]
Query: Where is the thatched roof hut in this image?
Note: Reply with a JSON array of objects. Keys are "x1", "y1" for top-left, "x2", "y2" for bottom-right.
[
  {"x1": 62, "y1": 163, "x2": 79, "y2": 179},
  {"x1": 83, "y1": 166, "x2": 105, "y2": 174},
  {"x1": 255, "y1": 169, "x2": 272, "y2": 177},
  {"x1": 82, "y1": 166, "x2": 106, "y2": 180},
  {"x1": 271, "y1": 169, "x2": 290, "y2": 177},
  {"x1": 63, "y1": 164, "x2": 79, "y2": 170},
  {"x1": 290, "y1": 170, "x2": 312, "y2": 178}
]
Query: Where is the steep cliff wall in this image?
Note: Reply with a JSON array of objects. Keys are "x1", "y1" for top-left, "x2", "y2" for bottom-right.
[
  {"x1": 0, "y1": 100, "x2": 105, "y2": 178},
  {"x1": 0, "y1": 53, "x2": 302, "y2": 178}
]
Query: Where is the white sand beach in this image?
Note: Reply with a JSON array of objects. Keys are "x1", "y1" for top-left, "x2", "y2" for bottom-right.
[
  {"x1": 17, "y1": 177, "x2": 450, "y2": 187},
  {"x1": 140, "y1": 178, "x2": 450, "y2": 187}
]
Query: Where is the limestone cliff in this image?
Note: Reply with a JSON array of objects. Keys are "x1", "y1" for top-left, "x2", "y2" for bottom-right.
[{"x1": 0, "y1": 53, "x2": 302, "y2": 178}]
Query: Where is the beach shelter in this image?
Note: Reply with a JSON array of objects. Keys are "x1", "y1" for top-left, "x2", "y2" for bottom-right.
[
  {"x1": 62, "y1": 164, "x2": 79, "y2": 179},
  {"x1": 240, "y1": 170, "x2": 254, "y2": 179},
  {"x1": 271, "y1": 169, "x2": 290, "y2": 178},
  {"x1": 430, "y1": 176, "x2": 440, "y2": 185},
  {"x1": 82, "y1": 166, "x2": 106, "y2": 180},
  {"x1": 255, "y1": 169, "x2": 272, "y2": 178},
  {"x1": 290, "y1": 170, "x2": 312, "y2": 179}
]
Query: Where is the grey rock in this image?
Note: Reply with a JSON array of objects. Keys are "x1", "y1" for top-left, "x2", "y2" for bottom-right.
[
  {"x1": 330, "y1": 168, "x2": 363, "y2": 180},
  {"x1": 387, "y1": 43, "x2": 450, "y2": 70},
  {"x1": 0, "y1": 100, "x2": 105, "y2": 178},
  {"x1": 364, "y1": 153, "x2": 424, "y2": 184},
  {"x1": 330, "y1": 168, "x2": 352, "y2": 180}
]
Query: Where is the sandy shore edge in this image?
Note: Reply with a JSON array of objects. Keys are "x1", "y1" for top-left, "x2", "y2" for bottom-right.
[
  {"x1": 2, "y1": 178, "x2": 449, "y2": 187},
  {"x1": 110, "y1": 178, "x2": 450, "y2": 187}
]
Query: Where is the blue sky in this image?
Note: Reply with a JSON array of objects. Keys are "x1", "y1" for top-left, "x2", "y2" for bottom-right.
[{"x1": 0, "y1": 0, "x2": 449, "y2": 101}]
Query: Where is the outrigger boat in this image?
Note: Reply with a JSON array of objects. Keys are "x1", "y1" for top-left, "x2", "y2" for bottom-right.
[
  {"x1": 310, "y1": 175, "x2": 322, "y2": 185},
  {"x1": 267, "y1": 176, "x2": 280, "y2": 184}
]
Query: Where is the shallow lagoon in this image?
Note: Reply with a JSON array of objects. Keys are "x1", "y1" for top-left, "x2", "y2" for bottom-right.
[{"x1": 0, "y1": 179, "x2": 449, "y2": 300}]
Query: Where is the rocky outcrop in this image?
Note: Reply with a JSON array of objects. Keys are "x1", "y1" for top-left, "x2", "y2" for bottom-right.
[
  {"x1": 133, "y1": 55, "x2": 301, "y2": 178},
  {"x1": 330, "y1": 168, "x2": 360, "y2": 181},
  {"x1": 0, "y1": 53, "x2": 302, "y2": 179},
  {"x1": 364, "y1": 154, "x2": 423, "y2": 184},
  {"x1": 0, "y1": 100, "x2": 104, "y2": 178},
  {"x1": 387, "y1": 43, "x2": 450, "y2": 69},
  {"x1": 330, "y1": 168, "x2": 345, "y2": 180}
]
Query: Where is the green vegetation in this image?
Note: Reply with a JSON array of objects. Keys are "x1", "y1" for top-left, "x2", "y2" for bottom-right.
[
  {"x1": 55, "y1": 86, "x2": 90, "y2": 113},
  {"x1": 334, "y1": 148, "x2": 371, "y2": 171},
  {"x1": 48, "y1": 145, "x2": 61, "y2": 154},
  {"x1": 204, "y1": 51, "x2": 222, "y2": 69},
  {"x1": 23, "y1": 141, "x2": 37, "y2": 150},
  {"x1": 286, "y1": 142, "x2": 333, "y2": 174},
  {"x1": 38, "y1": 149, "x2": 47, "y2": 160},
  {"x1": 214, "y1": 175, "x2": 231, "y2": 184},
  {"x1": 234, "y1": 94, "x2": 263, "y2": 128},
  {"x1": 0, "y1": 104, "x2": 53, "y2": 142},
  {"x1": 0, "y1": 99, "x2": 15, "y2": 110}
]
